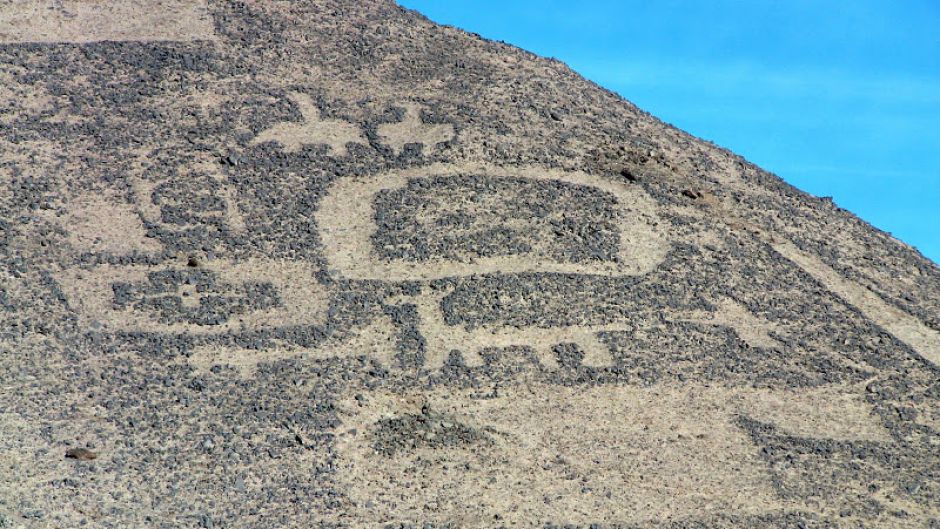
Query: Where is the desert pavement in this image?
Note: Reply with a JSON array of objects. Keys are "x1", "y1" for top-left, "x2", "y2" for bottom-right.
[{"x1": 1, "y1": 1, "x2": 938, "y2": 528}]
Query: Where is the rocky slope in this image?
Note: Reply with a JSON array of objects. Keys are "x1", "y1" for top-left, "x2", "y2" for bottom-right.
[{"x1": 1, "y1": 1, "x2": 938, "y2": 528}]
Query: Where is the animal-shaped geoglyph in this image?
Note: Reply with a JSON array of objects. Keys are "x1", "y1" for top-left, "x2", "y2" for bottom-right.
[
  {"x1": 252, "y1": 94, "x2": 455, "y2": 157},
  {"x1": 377, "y1": 103, "x2": 455, "y2": 154},
  {"x1": 390, "y1": 286, "x2": 631, "y2": 370},
  {"x1": 251, "y1": 91, "x2": 366, "y2": 156},
  {"x1": 317, "y1": 164, "x2": 671, "y2": 370},
  {"x1": 394, "y1": 289, "x2": 782, "y2": 371}
]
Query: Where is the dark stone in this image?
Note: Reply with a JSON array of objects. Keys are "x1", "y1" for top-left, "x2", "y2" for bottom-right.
[
  {"x1": 64, "y1": 447, "x2": 97, "y2": 461},
  {"x1": 619, "y1": 168, "x2": 638, "y2": 182}
]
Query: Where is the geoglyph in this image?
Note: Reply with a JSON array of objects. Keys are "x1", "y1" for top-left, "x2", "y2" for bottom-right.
[
  {"x1": 316, "y1": 163, "x2": 781, "y2": 371},
  {"x1": 334, "y1": 384, "x2": 893, "y2": 526},
  {"x1": 251, "y1": 92, "x2": 367, "y2": 156},
  {"x1": 377, "y1": 103, "x2": 456, "y2": 154},
  {"x1": 55, "y1": 259, "x2": 329, "y2": 335},
  {"x1": 4, "y1": 3, "x2": 937, "y2": 524}
]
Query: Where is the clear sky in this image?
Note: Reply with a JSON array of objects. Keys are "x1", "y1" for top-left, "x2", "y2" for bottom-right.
[{"x1": 398, "y1": 0, "x2": 940, "y2": 264}]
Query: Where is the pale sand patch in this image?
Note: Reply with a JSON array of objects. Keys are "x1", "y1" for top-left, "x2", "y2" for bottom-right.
[
  {"x1": 334, "y1": 383, "x2": 889, "y2": 527},
  {"x1": 0, "y1": 0, "x2": 215, "y2": 43},
  {"x1": 0, "y1": 404, "x2": 121, "y2": 524},
  {"x1": 317, "y1": 164, "x2": 668, "y2": 281},
  {"x1": 773, "y1": 241, "x2": 940, "y2": 367},
  {"x1": 734, "y1": 384, "x2": 890, "y2": 442},
  {"x1": 54, "y1": 259, "x2": 328, "y2": 334},
  {"x1": 0, "y1": 411, "x2": 57, "y2": 518},
  {"x1": 62, "y1": 190, "x2": 163, "y2": 255},
  {"x1": 251, "y1": 92, "x2": 366, "y2": 156},
  {"x1": 377, "y1": 103, "x2": 456, "y2": 154},
  {"x1": 0, "y1": 412, "x2": 44, "y2": 484}
]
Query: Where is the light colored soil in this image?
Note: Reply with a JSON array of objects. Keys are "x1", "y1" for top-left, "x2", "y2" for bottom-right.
[
  {"x1": 334, "y1": 383, "x2": 888, "y2": 527},
  {"x1": 61, "y1": 190, "x2": 163, "y2": 255},
  {"x1": 0, "y1": 0, "x2": 215, "y2": 43}
]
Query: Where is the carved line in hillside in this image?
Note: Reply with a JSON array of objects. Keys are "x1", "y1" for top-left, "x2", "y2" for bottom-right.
[
  {"x1": 316, "y1": 164, "x2": 669, "y2": 280},
  {"x1": 130, "y1": 160, "x2": 248, "y2": 237},
  {"x1": 251, "y1": 92, "x2": 367, "y2": 156},
  {"x1": 186, "y1": 317, "x2": 400, "y2": 377},
  {"x1": 687, "y1": 146, "x2": 940, "y2": 367},
  {"x1": 391, "y1": 288, "x2": 781, "y2": 372},
  {"x1": 773, "y1": 241, "x2": 940, "y2": 367},
  {"x1": 697, "y1": 190, "x2": 940, "y2": 368},
  {"x1": 334, "y1": 384, "x2": 889, "y2": 525},
  {"x1": 377, "y1": 103, "x2": 456, "y2": 154},
  {"x1": 55, "y1": 259, "x2": 328, "y2": 335},
  {"x1": 0, "y1": 0, "x2": 215, "y2": 43}
]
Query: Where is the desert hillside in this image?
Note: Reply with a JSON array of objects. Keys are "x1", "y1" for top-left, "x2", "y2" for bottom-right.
[{"x1": 1, "y1": 1, "x2": 938, "y2": 528}]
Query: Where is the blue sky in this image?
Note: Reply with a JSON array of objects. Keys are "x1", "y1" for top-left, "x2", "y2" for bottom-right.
[{"x1": 398, "y1": 0, "x2": 940, "y2": 264}]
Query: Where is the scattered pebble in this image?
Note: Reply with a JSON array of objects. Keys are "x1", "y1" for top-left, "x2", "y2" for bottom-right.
[{"x1": 64, "y1": 448, "x2": 97, "y2": 461}]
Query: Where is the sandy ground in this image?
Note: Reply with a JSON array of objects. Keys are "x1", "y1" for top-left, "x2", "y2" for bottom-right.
[{"x1": 1, "y1": 1, "x2": 938, "y2": 528}]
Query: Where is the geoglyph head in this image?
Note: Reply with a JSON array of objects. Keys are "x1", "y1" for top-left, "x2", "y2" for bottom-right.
[{"x1": 316, "y1": 164, "x2": 669, "y2": 281}]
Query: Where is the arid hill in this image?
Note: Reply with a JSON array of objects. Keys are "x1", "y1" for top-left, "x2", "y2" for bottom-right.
[{"x1": 1, "y1": 1, "x2": 938, "y2": 528}]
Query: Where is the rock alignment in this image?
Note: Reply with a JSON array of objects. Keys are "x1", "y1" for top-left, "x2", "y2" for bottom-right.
[{"x1": 1, "y1": 1, "x2": 938, "y2": 528}]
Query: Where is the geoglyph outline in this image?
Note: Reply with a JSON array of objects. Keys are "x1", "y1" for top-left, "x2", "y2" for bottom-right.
[
  {"x1": 317, "y1": 163, "x2": 670, "y2": 370},
  {"x1": 251, "y1": 91, "x2": 368, "y2": 156},
  {"x1": 317, "y1": 164, "x2": 669, "y2": 281},
  {"x1": 55, "y1": 259, "x2": 329, "y2": 335},
  {"x1": 251, "y1": 94, "x2": 456, "y2": 157}
]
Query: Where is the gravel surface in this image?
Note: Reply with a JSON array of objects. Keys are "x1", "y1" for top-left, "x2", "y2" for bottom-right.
[{"x1": 0, "y1": 1, "x2": 938, "y2": 528}]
